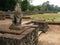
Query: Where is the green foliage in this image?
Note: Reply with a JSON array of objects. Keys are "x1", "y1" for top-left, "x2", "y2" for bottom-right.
[
  {"x1": 28, "y1": 1, "x2": 60, "y2": 12},
  {"x1": 21, "y1": 0, "x2": 30, "y2": 11},
  {"x1": 0, "y1": 0, "x2": 60, "y2": 12},
  {"x1": 0, "y1": 0, "x2": 17, "y2": 11},
  {"x1": 40, "y1": 1, "x2": 60, "y2": 12},
  {"x1": 0, "y1": 0, "x2": 31, "y2": 11},
  {"x1": 26, "y1": 13, "x2": 60, "y2": 22}
]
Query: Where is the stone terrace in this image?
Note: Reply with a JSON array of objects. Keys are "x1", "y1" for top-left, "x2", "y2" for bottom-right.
[{"x1": 0, "y1": 19, "x2": 42, "y2": 45}]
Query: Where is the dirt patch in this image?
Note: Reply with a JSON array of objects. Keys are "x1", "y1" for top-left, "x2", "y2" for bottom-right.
[{"x1": 38, "y1": 25, "x2": 60, "y2": 45}]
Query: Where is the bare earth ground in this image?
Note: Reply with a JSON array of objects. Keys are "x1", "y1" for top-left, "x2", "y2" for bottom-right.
[{"x1": 38, "y1": 25, "x2": 60, "y2": 45}]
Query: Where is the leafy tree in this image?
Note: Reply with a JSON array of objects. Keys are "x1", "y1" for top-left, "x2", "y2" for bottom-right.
[
  {"x1": 54, "y1": 5, "x2": 59, "y2": 11},
  {"x1": 21, "y1": 0, "x2": 30, "y2": 11},
  {"x1": 28, "y1": 5, "x2": 35, "y2": 11},
  {"x1": 48, "y1": 5, "x2": 54, "y2": 11},
  {"x1": 0, "y1": 0, "x2": 17, "y2": 11},
  {"x1": 41, "y1": 1, "x2": 50, "y2": 11},
  {"x1": 40, "y1": 1, "x2": 60, "y2": 12},
  {"x1": 57, "y1": 7, "x2": 60, "y2": 11}
]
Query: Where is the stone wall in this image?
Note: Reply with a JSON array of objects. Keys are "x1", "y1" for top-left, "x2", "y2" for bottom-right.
[{"x1": 0, "y1": 11, "x2": 14, "y2": 19}]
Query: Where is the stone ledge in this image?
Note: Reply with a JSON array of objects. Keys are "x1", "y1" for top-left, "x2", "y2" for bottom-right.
[
  {"x1": 0, "y1": 26, "x2": 32, "y2": 35},
  {"x1": 0, "y1": 33, "x2": 25, "y2": 40},
  {"x1": 0, "y1": 25, "x2": 39, "y2": 45},
  {"x1": 0, "y1": 27, "x2": 37, "y2": 40}
]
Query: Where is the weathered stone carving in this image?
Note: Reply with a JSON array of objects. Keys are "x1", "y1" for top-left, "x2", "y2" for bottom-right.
[{"x1": 9, "y1": 2, "x2": 23, "y2": 30}]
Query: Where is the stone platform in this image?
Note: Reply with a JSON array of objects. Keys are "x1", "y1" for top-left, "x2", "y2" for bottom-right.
[
  {"x1": 0, "y1": 26, "x2": 39, "y2": 45},
  {"x1": 0, "y1": 19, "x2": 41, "y2": 45}
]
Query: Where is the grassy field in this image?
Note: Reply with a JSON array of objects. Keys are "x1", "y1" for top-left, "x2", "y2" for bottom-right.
[{"x1": 25, "y1": 13, "x2": 60, "y2": 22}]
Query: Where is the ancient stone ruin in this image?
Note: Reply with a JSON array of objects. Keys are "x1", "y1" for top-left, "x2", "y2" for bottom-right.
[
  {"x1": 0, "y1": 1, "x2": 49, "y2": 45},
  {"x1": 0, "y1": 1, "x2": 39, "y2": 45}
]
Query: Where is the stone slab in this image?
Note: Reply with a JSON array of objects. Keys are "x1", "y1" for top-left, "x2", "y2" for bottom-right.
[
  {"x1": 0, "y1": 27, "x2": 31, "y2": 35},
  {"x1": 0, "y1": 27, "x2": 37, "y2": 40},
  {"x1": 32, "y1": 20, "x2": 46, "y2": 24},
  {"x1": 0, "y1": 33, "x2": 25, "y2": 40}
]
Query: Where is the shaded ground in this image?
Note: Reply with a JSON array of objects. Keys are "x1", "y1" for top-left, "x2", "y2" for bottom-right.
[{"x1": 38, "y1": 25, "x2": 60, "y2": 45}]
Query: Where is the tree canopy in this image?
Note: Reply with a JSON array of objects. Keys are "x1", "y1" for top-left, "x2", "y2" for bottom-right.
[
  {"x1": 21, "y1": 0, "x2": 30, "y2": 11},
  {"x1": 0, "y1": 0, "x2": 17, "y2": 11},
  {"x1": 0, "y1": 0, "x2": 31, "y2": 11},
  {"x1": 0, "y1": 0, "x2": 60, "y2": 12}
]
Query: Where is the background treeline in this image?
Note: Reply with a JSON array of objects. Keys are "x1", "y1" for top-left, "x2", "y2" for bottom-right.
[
  {"x1": 22, "y1": 1, "x2": 60, "y2": 13},
  {"x1": 0, "y1": 0, "x2": 60, "y2": 13}
]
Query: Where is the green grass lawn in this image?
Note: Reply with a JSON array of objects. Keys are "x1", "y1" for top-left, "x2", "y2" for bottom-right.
[{"x1": 25, "y1": 13, "x2": 60, "y2": 22}]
